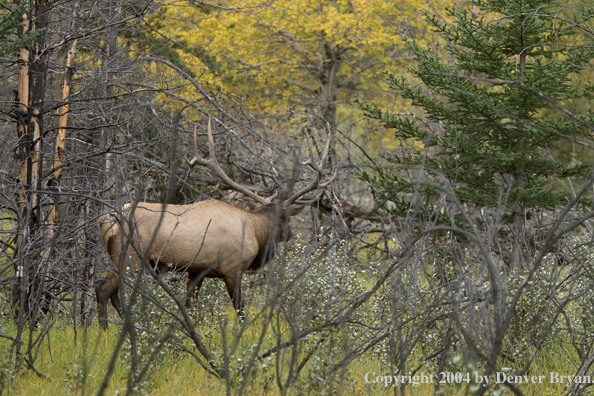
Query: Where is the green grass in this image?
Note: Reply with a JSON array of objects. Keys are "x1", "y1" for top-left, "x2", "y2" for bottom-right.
[
  {"x1": 0, "y1": 241, "x2": 589, "y2": 395},
  {"x1": 0, "y1": 316, "x2": 581, "y2": 396},
  {"x1": 1, "y1": 320, "x2": 232, "y2": 395}
]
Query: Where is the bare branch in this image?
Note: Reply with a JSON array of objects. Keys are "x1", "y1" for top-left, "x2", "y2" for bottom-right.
[{"x1": 186, "y1": 118, "x2": 272, "y2": 205}]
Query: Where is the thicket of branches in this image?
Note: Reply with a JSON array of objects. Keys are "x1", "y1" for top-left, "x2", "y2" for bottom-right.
[{"x1": 0, "y1": 0, "x2": 593, "y2": 395}]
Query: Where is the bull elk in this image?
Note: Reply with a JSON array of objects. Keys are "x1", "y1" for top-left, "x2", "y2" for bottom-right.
[{"x1": 95, "y1": 119, "x2": 335, "y2": 329}]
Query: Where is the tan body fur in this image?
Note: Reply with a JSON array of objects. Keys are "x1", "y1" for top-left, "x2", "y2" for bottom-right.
[{"x1": 96, "y1": 200, "x2": 293, "y2": 328}]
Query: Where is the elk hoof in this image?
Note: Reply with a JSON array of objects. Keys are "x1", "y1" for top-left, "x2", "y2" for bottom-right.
[{"x1": 99, "y1": 318, "x2": 109, "y2": 330}]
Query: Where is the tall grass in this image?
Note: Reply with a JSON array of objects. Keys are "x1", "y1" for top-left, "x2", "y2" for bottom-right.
[
  {"x1": 0, "y1": 316, "x2": 580, "y2": 395},
  {"x1": 0, "y1": 238, "x2": 588, "y2": 395}
]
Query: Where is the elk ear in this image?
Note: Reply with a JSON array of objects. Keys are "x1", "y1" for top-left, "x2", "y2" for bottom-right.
[{"x1": 246, "y1": 200, "x2": 259, "y2": 210}]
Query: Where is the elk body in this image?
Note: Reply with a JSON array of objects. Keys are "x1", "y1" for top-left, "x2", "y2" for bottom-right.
[
  {"x1": 96, "y1": 118, "x2": 334, "y2": 328},
  {"x1": 95, "y1": 201, "x2": 299, "y2": 329}
]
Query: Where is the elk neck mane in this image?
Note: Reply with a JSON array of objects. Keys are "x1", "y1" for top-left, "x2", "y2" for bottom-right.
[{"x1": 246, "y1": 203, "x2": 287, "y2": 271}]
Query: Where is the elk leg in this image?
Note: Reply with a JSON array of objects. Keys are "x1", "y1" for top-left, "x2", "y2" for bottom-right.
[
  {"x1": 95, "y1": 272, "x2": 120, "y2": 330},
  {"x1": 95, "y1": 281, "x2": 109, "y2": 330},
  {"x1": 224, "y1": 275, "x2": 244, "y2": 320},
  {"x1": 185, "y1": 272, "x2": 205, "y2": 309},
  {"x1": 110, "y1": 291, "x2": 123, "y2": 318},
  {"x1": 150, "y1": 260, "x2": 170, "y2": 275}
]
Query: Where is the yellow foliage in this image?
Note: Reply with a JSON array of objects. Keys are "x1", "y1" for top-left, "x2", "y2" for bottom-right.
[
  {"x1": 134, "y1": 0, "x2": 460, "y2": 155},
  {"x1": 161, "y1": 0, "x2": 453, "y2": 110}
]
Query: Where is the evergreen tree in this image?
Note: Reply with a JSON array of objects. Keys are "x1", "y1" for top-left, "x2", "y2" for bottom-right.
[
  {"x1": 358, "y1": 0, "x2": 594, "y2": 250},
  {"x1": 0, "y1": 6, "x2": 43, "y2": 57}
]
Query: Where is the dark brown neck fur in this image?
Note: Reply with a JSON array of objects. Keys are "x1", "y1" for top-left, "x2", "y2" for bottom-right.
[{"x1": 247, "y1": 204, "x2": 289, "y2": 271}]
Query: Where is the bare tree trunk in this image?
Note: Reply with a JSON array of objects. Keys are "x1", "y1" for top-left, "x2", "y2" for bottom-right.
[
  {"x1": 13, "y1": 0, "x2": 51, "y2": 329},
  {"x1": 511, "y1": 142, "x2": 525, "y2": 266},
  {"x1": 319, "y1": 38, "x2": 342, "y2": 129},
  {"x1": 47, "y1": 39, "x2": 76, "y2": 227},
  {"x1": 13, "y1": 2, "x2": 32, "y2": 357},
  {"x1": 98, "y1": 1, "x2": 121, "y2": 184},
  {"x1": 510, "y1": 52, "x2": 527, "y2": 267}
]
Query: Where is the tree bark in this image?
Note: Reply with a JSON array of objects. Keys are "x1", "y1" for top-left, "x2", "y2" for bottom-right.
[
  {"x1": 319, "y1": 38, "x2": 342, "y2": 129},
  {"x1": 47, "y1": 39, "x2": 76, "y2": 227},
  {"x1": 13, "y1": 0, "x2": 32, "y2": 355},
  {"x1": 97, "y1": 1, "x2": 121, "y2": 185},
  {"x1": 510, "y1": 52, "x2": 527, "y2": 267},
  {"x1": 13, "y1": 0, "x2": 51, "y2": 327}
]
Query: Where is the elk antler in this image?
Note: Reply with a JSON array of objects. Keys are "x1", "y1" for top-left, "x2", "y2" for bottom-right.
[
  {"x1": 186, "y1": 118, "x2": 271, "y2": 205},
  {"x1": 286, "y1": 123, "x2": 337, "y2": 204},
  {"x1": 187, "y1": 118, "x2": 336, "y2": 207}
]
